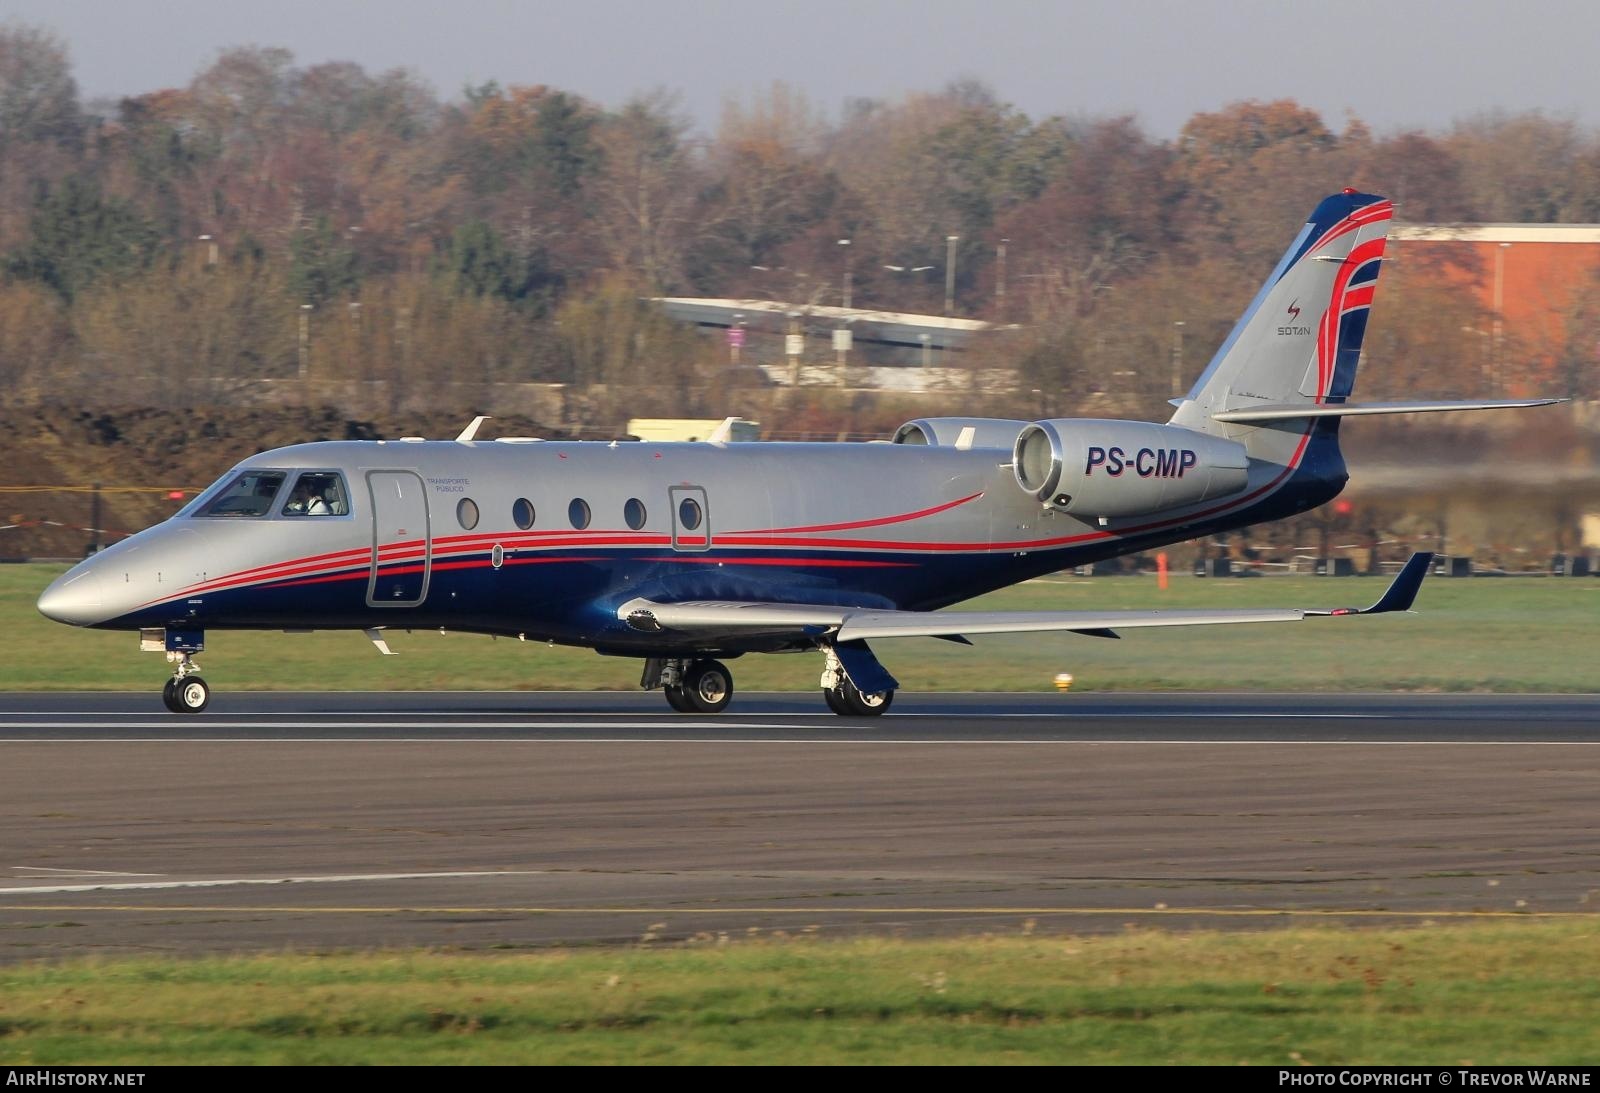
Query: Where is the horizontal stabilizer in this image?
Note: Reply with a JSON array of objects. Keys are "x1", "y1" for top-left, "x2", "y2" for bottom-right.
[{"x1": 1211, "y1": 399, "x2": 1562, "y2": 423}]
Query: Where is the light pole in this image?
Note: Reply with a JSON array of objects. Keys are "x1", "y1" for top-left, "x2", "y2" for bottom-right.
[
  {"x1": 944, "y1": 234, "x2": 960, "y2": 316},
  {"x1": 1492, "y1": 242, "x2": 1511, "y2": 394},
  {"x1": 996, "y1": 237, "x2": 1009, "y2": 320},
  {"x1": 837, "y1": 238, "x2": 853, "y2": 309},
  {"x1": 298, "y1": 303, "x2": 314, "y2": 382},
  {"x1": 1171, "y1": 320, "x2": 1186, "y2": 397}
]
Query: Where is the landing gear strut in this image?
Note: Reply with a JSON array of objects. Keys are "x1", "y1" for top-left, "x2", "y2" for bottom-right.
[
  {"x1": 162, "y1": 653, "x2": 210, "y2": 714},
  {"x1": 650, "y1": 657, "x2": 734, "y2": 714}
]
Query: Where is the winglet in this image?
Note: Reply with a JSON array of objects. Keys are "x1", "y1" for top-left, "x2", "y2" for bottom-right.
[
  {"x1": 1307, "y1": 552, "x2": 1434, "y2": 617},
  {"x1": 1361, "y1": 551, "x2": 1434, "y2": 614}
]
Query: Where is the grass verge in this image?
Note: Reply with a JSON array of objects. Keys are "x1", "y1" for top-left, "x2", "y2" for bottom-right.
[
  {"x1": 6, "y1": 563, "x2": 1598, "y2": 692},
  {"x1": 1, "y1": 923, "x2": 1597, "y2": 1064}
]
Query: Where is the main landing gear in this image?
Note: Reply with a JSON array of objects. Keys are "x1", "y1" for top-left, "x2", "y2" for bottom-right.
[
  {"x1": 642, "y1": 650, "x2": 895, "y2": 717},
  {"x1": 819, "y1": 645, "x2": 894, "y2": 717},
  {"x1": 649, "y1": 657, "x2": 735, "y2": 714},
  {"x1": 162, "y1": 654, "x2": 210, "y2": 714},
  {"x1": 822, "y1": 677, "x2": 894, "y2": 716}
]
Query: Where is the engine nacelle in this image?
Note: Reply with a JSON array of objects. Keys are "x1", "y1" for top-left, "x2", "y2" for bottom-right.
[
  {"x1": 892, "y1": 417, "x2": 1032, "y2": 448},
  {"x1": 1013, "y1": 419, "x2": 1250, "y2": 518}
]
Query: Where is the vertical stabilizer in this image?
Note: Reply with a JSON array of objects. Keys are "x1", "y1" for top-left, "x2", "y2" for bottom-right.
[{"x1": 1170, "y1": 191, "x2": 1392, "y2": 441}]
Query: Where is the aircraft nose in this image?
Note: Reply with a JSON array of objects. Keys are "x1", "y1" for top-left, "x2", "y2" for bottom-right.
[{"x1": 37, "y1": 568, "x2": 107, "y2": 627}]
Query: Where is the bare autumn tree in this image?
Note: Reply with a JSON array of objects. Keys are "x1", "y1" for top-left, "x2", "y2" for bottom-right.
[
  {"x1": 1446, "y1": 112, "x2": 1597, "y2": 223},
  {"x1": 0, "y1": 23, "x2": 81, "y2": 150},
  {"x1": 996, "y1": 116, "x2": 1177, "y2": 317},
  {"x1": 1174, "y1": 99, "x2": 1354, "y2": 270},
  {"x1": 1552, "y1": 263, "x2": 1600, "y2": 400},
  {"x1": 68, "y1": 254, "x2": 295, "y2": 406},
  {"x1": 590, "y1": 92, "x2": 699, "y2": 291},
  {"x1": 1351, "y1": 131, "x2": 1476, "y2": 222},
  {"x1": 687, "y1": 83, "x2": 839, "y2": 291},
  {"x1": 0, "y1": 279, "x2": 71, "y2": 401},
  {"x1": 447, "y1": 81, "x2": 598, "y2": 283},
  {"x1": 0, "y1": 23, "x2": 85, "y2": 250},
  {"x1": 823, "y1": 83, "x2": 1067, "y2": 313},
  {"x1": 549, "y1": 271, "x2": 709, "y2": 419},
  {"x1": 3, "y1": 33, "x2": 1599, "y2": 442}
]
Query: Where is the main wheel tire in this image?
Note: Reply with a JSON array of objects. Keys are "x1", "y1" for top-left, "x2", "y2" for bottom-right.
[
  {"x1": 822, "y1": 686, "x2": 850, "y2": 715},
  {"x1": 161, "y1": 678, "x2": 180, "y2": 713},
  {"x1": 170, "y1": 676, "x2": 210, "y2": 714},
  {"x1": 664, "y1": 683, "x2": 695, "y2": 713},
  {"x1": 835, "y1": 679, "x2": 894, "y2": 717},
  {"x1": 681, "y1": 659, "x2": 733, "y2": 714}
]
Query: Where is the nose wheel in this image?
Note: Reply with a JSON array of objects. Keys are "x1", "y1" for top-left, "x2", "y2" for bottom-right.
[
  {"x1": 162, "y1": 674, "x2": 210, "y2": 713},
  {"x1": 161, "y1": 651, "x2": 210, "y2": 714}
]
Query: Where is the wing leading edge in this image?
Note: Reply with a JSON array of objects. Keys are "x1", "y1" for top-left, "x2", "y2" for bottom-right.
[
  {"x1": 1209, "y1": 399, "x2": 1561, "y2": 423},
  {"x1": 617, "y1": 552, "x2": 1435, "y2": 644}
]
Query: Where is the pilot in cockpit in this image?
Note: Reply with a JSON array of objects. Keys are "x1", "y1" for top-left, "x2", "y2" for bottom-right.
[{"x1": 284, "y1": 479, "x2": 332, "y2": 516}]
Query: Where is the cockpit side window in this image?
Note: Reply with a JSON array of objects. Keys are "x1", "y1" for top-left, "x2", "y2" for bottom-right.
[
  {"x1": 194, "y1": 470, "x2": 287, "y2": 518},
  {"x1": 282, "y1": 472, "x2": 350, "y2": 517}
]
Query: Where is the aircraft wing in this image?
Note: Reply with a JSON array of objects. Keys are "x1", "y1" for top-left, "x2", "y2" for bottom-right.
[{"x1": 619, "y1": 552, "x2": 1434, "y2": 643}]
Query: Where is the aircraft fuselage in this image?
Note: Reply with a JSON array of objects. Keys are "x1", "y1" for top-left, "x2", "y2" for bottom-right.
[{"x1": 43, "y1": 431, "x2": 1346, "y2": 656}]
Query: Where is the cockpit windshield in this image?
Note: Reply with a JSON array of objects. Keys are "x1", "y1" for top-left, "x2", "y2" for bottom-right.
[{"x1": 192, "y1": 470, "x2": 287, "y2": 518}]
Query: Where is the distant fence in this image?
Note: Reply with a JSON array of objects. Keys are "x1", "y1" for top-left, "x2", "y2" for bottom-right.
[{"x1": 0, "y1": 485, "x2": 198, "y2": 556}]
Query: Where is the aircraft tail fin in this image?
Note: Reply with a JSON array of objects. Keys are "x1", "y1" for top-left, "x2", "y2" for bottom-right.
[{"x1": 1169, "y1": 190, "x2": 1392, "y2": 438}]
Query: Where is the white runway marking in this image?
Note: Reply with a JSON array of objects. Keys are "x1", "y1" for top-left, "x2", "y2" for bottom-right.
[
  {"x1": 0, "y1": 869, "x2": 547, "y2": 896},
  {"x1": 12, "y1": 713, "x2": 1382, "y2": 723},
  {"x1": 4, "y1": 737, "x2": 1600, "y2": 746},
  {"x1": 0, "y1": 714, "x2": 1385, "y2": 731},
  {"x1": 11, "y1": 867, "x2": 164, "y2": 877}
]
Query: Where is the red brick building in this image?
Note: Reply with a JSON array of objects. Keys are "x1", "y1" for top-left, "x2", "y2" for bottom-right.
[{"x1": 1391, "y1": 223, "x2": 1600, "y2": 393}]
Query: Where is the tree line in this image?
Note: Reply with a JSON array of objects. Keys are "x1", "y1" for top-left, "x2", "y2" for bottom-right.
[{"x1": 1, "y1": 24, "x2": 1598, "y2": 422}]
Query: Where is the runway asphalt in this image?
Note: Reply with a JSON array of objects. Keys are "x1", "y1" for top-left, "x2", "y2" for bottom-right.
[{"x1": 2, "y1": 690, "x2": 1598, "y2": 960}]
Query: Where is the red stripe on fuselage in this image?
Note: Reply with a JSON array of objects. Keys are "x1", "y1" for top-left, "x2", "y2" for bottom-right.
[{"x1": 745, "y1": 492, "x2": 984, "y2": 536}]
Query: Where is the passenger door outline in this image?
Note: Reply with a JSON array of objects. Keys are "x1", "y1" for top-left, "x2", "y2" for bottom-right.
[{"x1": 366, "y1": 470, "x2": 431, "y2": 606}]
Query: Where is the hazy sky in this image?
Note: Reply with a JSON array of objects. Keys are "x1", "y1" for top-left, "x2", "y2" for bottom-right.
[{"x1": 8, "y1": 0, "x2": 1599, "y2": 137}]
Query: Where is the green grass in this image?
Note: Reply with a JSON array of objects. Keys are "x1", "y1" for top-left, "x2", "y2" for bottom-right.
[
  {"x1": 1, "y1": 923, "x2": 1596, "y2": 1064},
  {"x1": 6, "y1": 562, "x2": 1598, "y2": 692},
  {"x1": 12, "y1": 562, "x2": 1600, "y2": 694}
]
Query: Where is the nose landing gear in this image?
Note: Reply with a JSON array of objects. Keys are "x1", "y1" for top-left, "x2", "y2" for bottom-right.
[
  {"x1": 162, "y1": 653, "x2": 210, "y2": 713},
  {"x1": 146, "y1": 630, "x2": 210, "y2": 714}
]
